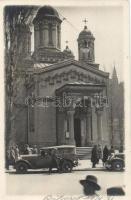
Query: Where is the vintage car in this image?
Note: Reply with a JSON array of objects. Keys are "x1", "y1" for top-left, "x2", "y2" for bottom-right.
[
  {"x1": 105, "y1": 153, "x2": 125, "y2": 171},
  {"x1": 15, "y1": 145, "x2": 78, "y2": 173}
]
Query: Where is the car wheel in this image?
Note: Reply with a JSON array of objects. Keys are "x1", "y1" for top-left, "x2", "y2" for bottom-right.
[
  {"x1": 61, "y1": 161, "x2": 73, "y2": 173},
  {"x1": 16, "y1": 162, "x2": 28, "y2": 173},
  {"x1": 112, "y1": 161, "x2": 123, "y2": 171}
]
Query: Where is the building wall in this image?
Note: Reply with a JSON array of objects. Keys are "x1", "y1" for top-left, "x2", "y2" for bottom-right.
[
  {"x1": 36, "y1": 64, "x2": 108, "y2": 97},
  {"x1": 34, "y1": 63, "x2": 109, "y2": 146},
  {"x1": 33, "y1": 103, "x2": 56, "y2": 147}
]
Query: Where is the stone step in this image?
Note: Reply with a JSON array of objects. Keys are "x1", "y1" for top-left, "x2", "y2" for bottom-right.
[{"x1": 76, "y1": 147, "x2": 92, "y2": 160}]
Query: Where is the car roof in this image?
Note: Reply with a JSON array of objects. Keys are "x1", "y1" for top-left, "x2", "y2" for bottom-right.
[
  {"x1": 40, "y1": 145, "x2": 75, "y2": 150},
  {"x1": 115, "y1": 153, "x2": 124, "y2": 155}
]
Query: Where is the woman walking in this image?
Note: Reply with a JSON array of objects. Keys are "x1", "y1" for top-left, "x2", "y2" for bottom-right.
[
  {"x1": 91, "y1": 145, "x2": 99, "y2": 168},
  {"x1": 102, "y1": 145, "x2": 109, "y2": 166}
]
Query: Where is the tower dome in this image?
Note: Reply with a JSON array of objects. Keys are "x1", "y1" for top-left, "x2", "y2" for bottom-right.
[
  {"x1": 32, "y1": 6, "x2": 74, "y2": 63},
  {"x1": 63, "y1": 45, "x2": 74, "y2": 57},
  {"x1": 33, "y1": 5, "x2": 62, "y2": 52},
  {"x1": 33, "y1": 5, "x2": 61, "y2": 23},
  {"x1": 77, "y1": 25, "x2": 95, "y2": 63},
  {"x1": 33, "y1": 5, "x2": 63, "y2": 62},
  {"x1": 78, "y1": 25, "x2": 94, "y2": 40}
]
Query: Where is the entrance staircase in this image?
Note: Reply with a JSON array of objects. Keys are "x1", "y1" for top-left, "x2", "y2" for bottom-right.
[{"x1": 76, "y1": 147, "x2": 92, "y2": 160}]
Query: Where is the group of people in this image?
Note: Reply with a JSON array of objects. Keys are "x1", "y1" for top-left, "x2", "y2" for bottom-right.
[
  {"x1": 6, "y1": 145, "x2": 20, "y2": 169},
  {"x1": 6, "y1": 143, "x2": 116, "y2": 171},
  {"x1": 91, "y1": 144, "x2": 115, "y2": 168},
  {"x1": 23, "y1": 144, "x2": 38, "y2": 154},
  {"x1": 6, "y1": 144, "x2": 39, "y2": 169},
  {"x1": 6, "y1": 144, "x2": 61, "y2": 173}
]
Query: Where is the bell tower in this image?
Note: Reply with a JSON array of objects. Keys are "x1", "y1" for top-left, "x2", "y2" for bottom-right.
[
  {"x1": 32, "y1": 6, "x2": 74, "y2": 63},
  {"x1": 33, "y1": 6, "x2": 62, "y2": 51},
  {"x1": 77, "y1": 20, "x2": 95, "y2": 63}
]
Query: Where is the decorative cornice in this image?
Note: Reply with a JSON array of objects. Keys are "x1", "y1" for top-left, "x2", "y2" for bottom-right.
[
  {"x1": 55, "y1": 82, "x2": 106, "y2": 95},
  {"x1": 34, "y1": 59, "x2": 109, "y2": 78},
  {"x1": 37, "y1": 68, "x2": 107, "y2": 88}
]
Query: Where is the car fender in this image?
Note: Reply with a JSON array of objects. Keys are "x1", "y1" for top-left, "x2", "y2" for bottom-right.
[
  {"x1": 60, "y1": 158, "x2": 73, "y2": 165},
  {"x1": 111, "y1": 158, "x2": 124, "y2": 166},
  {"x1": 15, "y1": 159, "x2": 32, "y2": 169},
  {"x1": 112, "y1": 157, "x2": 124, "y2": 162}
]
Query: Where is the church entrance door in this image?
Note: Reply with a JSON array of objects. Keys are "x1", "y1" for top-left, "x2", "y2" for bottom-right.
[{"x1": 74, "y1": 118, "x2": 81, "y2": 147}]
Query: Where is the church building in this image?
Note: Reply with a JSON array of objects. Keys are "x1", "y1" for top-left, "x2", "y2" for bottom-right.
[{"x1": 8, "y1": 6, "x2": 111, "y2": 148}]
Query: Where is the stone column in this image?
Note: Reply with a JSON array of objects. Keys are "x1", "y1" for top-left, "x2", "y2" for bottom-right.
[
  {"x1": 81, "y1": 117, "x2": 86, "y2": 146},
  {"x1": 57, "y1": 25, "x2": 61, "y2": 49},
  {"x1": 52, "y1": 24, "x2": 57, "y2": 48},
  {"x1": 86, "y1": 113, "x2": 92, "y2": 145},
  {"x1": 34, "y1": 25, "x2": 39, "y2": 49},
  {"x1": 43, "y1": 23, "x2": 49, "y2": 47},
  {"x1": 67, "y1": 110, "x2": 75, "y2": 145},
  {"x1": 96, "y1": 109, "x2": 103, "y2": 144}
]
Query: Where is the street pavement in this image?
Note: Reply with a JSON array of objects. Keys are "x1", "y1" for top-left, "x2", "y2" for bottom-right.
[{"x1": 6, "y1": 160, "x2": 125, "y2": 197}]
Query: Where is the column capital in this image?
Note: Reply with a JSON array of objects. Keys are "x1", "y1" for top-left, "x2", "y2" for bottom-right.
[
  {"x1": 95, "y1": 107, "x2": 103, "y2": 115},
  {"x1": 86, "y1": 107, "x2": 92, "y2": 116},
  {"x1": 67, "y1": 109, "x2": 75, "y2": 115}
]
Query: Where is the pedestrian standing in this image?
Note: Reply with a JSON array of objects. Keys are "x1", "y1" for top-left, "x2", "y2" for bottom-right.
[
  {"x1": 14, "y1": 145, "x2": 20, "y2": 161},
  {"x1": 32, "y1": 145, "x2": 38, "y2": 154},
  {"x1": 109, "y1": 145, "x2": 115, "y2": 156},
  {"x1": 5, "y1": 148, "x2": 10, "y2": 170},
  {"x1": 97, "y1": 144, "x2": 102, "y2": 161},
  {"x1": 91, "y1": 145, "x2": 99, "y2": 168},
  {"x1": 10, "y1": 146, "x2": 16, "y2": 166},
  {"x1": 24, "y1": 144, "x2": 32, "y2": 154},
  {"x1": 49, "y1": 148, "x2": 60, "y2": 174},
  {"x1": 102, "y1": 145, "x2": 109, "y2": 166}
]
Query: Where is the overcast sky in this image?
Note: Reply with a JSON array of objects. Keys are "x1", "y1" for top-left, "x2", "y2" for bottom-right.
[{"x1": 54, "y1": 6, "x2": 124, "y2": 81}]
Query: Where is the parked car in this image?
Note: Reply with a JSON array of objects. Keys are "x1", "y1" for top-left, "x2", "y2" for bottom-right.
[
  {"x1": 105, "y1": 153, "x2": 125, "y2": 171},
  {"x1": 15, "y1": 145, "x2": 78, "y2": 173}
]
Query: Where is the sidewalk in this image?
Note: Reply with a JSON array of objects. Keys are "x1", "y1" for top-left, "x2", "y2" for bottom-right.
[{"x1": 75, "y1": 159, "x2": 104, "y2": 171}]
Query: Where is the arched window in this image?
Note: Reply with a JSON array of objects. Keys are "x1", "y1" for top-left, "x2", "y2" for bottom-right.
[
  {"x1": 84, "y1": 40, "x2": 87, "y2": 47},
  {"x1": 48, "y1": 23, "x2": 53, "y2": 45}
]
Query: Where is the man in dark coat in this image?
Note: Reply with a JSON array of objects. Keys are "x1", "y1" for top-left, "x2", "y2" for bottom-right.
[
  {"x1": 80, "y1": 175, "x2": 101, "y2": 196},
  {"x1": 91, "y1": 145, "x2": 99, "y2": 168},
  {"x1": 102, "y1": 145, "x2": 109, "y2": 165},
  {"x1": 49, "y1": 148, "x2": 61, "y2": 174}
]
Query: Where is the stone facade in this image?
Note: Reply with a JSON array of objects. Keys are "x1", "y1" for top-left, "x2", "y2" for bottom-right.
[{"x1": 7, "y1": 6, "x2": 112, "y2": 148}]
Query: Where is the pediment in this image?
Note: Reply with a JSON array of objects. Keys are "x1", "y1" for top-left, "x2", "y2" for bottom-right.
[
  {"x1": 34, "y1": 59, "x2": 109, "y2": 88},
  {"x1": 34, "y1": 59, "x2": 109, "y2": 78}
]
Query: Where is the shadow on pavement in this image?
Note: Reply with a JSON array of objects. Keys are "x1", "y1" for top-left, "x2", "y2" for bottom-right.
[
  {"x1": 5, "y1": 168, "x2": 124, "y2": 175},
  {"x1": 74, "y1": 168, "x2": 107, "y2": 172},
  {"x1": 5, "y1": 169, "x2": 60, "y2": 175},
  {"x1": 74, "y1": 168, "x2": 125, "y2": 172}
]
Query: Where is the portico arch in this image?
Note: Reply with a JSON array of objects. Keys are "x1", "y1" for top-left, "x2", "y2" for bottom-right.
[{"x1": 55, "y1": 82, "x2": 107, "y2": 147}]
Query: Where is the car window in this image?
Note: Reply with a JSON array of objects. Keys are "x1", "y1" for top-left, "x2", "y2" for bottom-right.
[
  {"x1": 41, "y1": 150, "x2": 46, "y2": 156},
  {"x1": 57, "y1": 148, "x2": 75, "y2": 154},
  {"x1": 115, "y1": 154, "x2": 124, "y2": 159}
]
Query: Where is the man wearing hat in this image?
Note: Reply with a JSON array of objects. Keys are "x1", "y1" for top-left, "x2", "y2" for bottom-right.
[
  {"x1": 49, "y1": 148, "x2": 61, "y2": 174},
  {"x1": 80, "y1": 175, "x2": 101, "y2": 196}
]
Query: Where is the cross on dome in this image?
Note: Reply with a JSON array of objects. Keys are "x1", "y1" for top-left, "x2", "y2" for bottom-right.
[
  {"x1": 83, "y1": 18, "x2": 88, "y2": 30},
  {"x1": 65, "y1": 40, "x2": 69, "y2": 49},
  {"x1": 83, "y1": 18, "x2": 88, "y2": 25}
]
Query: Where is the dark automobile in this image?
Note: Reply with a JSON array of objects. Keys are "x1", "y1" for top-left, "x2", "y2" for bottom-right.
[
  {"x1": 105, "y1": 153, "x2": 125, "y2": 171},
  {"x1": 15, "y1": 145, "x2": 78, "y2": 173}
]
